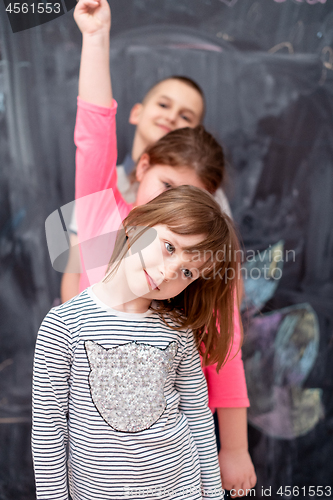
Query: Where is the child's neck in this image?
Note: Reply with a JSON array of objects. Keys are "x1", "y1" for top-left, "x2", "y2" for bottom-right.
[
  {"x1": 131, "y1": 133, "x2": 149, "y2": 163},
  {"x1": 94, "y1": 281, "x2": 152, "y2": 313},
  {"x1": 93, "y1": 259, "x2": 152, "y2": 314}
]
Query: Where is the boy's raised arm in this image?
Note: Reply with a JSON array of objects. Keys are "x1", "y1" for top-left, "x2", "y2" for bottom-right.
[{"x1": 74, "y1": 0, "x2": 113, "y2": 107}]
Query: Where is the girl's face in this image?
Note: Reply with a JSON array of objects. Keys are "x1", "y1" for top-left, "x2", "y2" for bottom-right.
[
  {"x1": 124, "y1": 224, "x2": 206, "y2": 303},
  {"x1": 135, "y1": 156, "x2": 207, "y2": 207}
]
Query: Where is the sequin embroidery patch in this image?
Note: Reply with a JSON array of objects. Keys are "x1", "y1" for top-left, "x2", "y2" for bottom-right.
[{"x1": 85, "y1": 340, "x2": 178, "y2": 433}]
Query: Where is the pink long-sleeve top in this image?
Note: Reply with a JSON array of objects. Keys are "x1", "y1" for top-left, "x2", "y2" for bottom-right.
[{"x1": 74, "y1": 97, "x2": 249, "y2": 410}]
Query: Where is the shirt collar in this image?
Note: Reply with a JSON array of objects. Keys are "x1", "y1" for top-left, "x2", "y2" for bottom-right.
[{"x1": 122, "y1": 154, "x2": 135, "y2": 175}]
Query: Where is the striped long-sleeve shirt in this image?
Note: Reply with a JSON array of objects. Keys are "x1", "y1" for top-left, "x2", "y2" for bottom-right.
[{"x1": 32, "y1": 287, "x2": 224, "y2": 500}]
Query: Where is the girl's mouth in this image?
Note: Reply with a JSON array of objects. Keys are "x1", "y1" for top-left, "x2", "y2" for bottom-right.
[
  {"x1": 156, "y1": 123, "x2": 172, "y2": 133},
  {"x1": 144, "y1": 269, "x2": 160, "y2": 291}
]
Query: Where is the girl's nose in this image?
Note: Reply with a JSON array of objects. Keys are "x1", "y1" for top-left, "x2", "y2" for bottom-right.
[
  {"x1": 162, "y1": 259, "x2": 180, "y2": 282},
  {"x1": 165, "y1": 109, "x2": 178, "y2": 124}
]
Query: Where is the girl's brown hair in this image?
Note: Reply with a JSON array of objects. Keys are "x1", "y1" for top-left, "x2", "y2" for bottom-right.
[
  {"x1": 104, "y1": 185, "x2": 242, "y2": 371},
  {"x1": 130, "y1": 125, "x2": 225, "y2": 194}
]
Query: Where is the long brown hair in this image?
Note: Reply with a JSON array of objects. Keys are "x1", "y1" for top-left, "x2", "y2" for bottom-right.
[
  {"x1": 104, "y1": 186, "x2": 242, "y2": 371},
  {"x1": 130, "y1": 125, "x2": 225, "y2": 194}
]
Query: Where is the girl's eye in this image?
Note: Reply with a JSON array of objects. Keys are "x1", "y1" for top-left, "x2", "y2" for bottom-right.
[
  {"x1": 181, "y1": 114, "x2": 191, "y2": 123},
  {"x1": 163, "y1": 181, "x2": 172, "y2": 190},
  {"x1": 182, "y1": 268, "x2": 193, "y2": 279},
  {"x1": 165, "y1": 242, "x2": 175, "y2": 254},
  {"x1": 159, "y1": 102, "x2": 168, "y2": 108}
]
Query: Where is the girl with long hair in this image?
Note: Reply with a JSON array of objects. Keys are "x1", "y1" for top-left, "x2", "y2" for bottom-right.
[{"x1": 33, "y1": 186, "x2": 241, "y2": 500}]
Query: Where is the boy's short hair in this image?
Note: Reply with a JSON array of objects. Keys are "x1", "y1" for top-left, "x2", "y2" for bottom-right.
[{"x1": 143, "y1": 75, "x2": 206, "y2": 121}]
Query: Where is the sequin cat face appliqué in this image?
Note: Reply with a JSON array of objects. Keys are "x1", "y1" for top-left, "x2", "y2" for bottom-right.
[{"x1": 85, "y1": 340, "x2": 178, "y2": 433}]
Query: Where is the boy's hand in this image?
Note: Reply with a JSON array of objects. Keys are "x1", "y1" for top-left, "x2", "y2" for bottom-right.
[
  {"x1": 74, "y1": 0, "x2": 111, "y2": 36},
  {"x1": 219, "y1": 448, "x2": 257, "y2": 497}
]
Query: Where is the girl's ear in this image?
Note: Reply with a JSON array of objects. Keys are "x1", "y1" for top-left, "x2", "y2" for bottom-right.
[
  {"x1": 136, "y1": 153, "x2": 151, "y2": 182},
  {"x1": 129, "y1": 103, "x2": 143, "y2": 125}
]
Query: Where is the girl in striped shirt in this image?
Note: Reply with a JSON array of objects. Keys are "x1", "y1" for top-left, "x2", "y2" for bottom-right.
[{"x1": 33, "y1": 186, "x2": 242, "y2": 500}]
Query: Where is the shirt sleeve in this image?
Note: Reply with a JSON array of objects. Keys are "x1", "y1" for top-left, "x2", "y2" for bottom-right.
[
  {"x1": 213, "y1": 187, "x2": 232, "y2": 218},
  {"x1": 32, "y1": 310, "x2": 72, "y2": 500},
  {"x1": 73, "y1": 98, "x2": 132, "y2": 291},
  {"x1": 74, "y1": 97, "x2": 119, "y2": 200},
  {"x1": 175, "y1": 330, "x2": 224, "y2": 500},
  {"x1": 202, "y1": 302, "x2": 250, "y2": 411}
]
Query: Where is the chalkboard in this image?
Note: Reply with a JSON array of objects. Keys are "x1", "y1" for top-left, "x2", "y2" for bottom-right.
[{"x1": 0, "y1": 0, "x2": 332, "y2": 498}]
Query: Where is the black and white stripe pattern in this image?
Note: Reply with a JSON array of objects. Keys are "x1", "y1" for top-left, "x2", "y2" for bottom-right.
[{"x1": 32, "y1": 288, "x2": 223, "y2": 499}]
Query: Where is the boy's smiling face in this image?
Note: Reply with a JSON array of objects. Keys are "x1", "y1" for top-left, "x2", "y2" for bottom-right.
[{"x1": 129, "y1": 78, "x2": 204, "y2": 153}]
